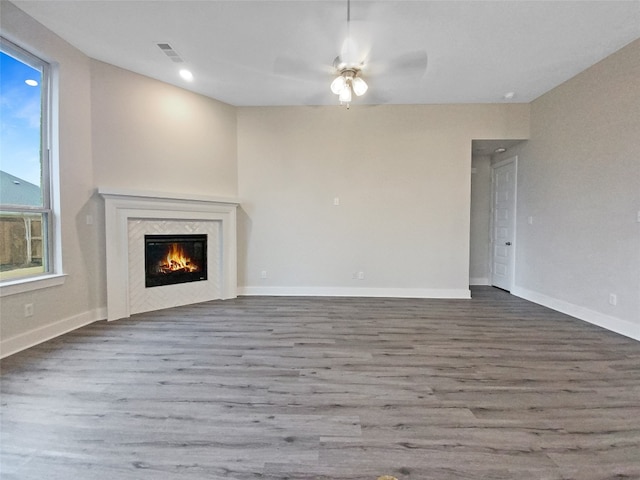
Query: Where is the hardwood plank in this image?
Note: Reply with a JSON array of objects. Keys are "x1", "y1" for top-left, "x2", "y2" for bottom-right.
[{"x1": 1, "y1": 287, "x2": 639, "y2": 479}]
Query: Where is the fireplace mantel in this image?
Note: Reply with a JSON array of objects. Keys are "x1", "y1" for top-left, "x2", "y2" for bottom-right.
[
  {"x1": 98, "y1": 187, "x2": 240, "y2": 206},
  {"x1": 99, "y1": 188, "x2": 240, "y2": 320}
]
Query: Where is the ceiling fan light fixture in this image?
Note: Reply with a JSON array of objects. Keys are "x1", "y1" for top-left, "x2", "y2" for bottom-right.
[
  {"x1": 352, "y1": 76, "x2": 368, "y2": 96},
  {"x1": 331, "y1": 68, "x2": 366, "y2": 105},
  {"x1": 331, "y1": 75, "x2": 347, "y2": 94},
  {"x1": 339, "y1": 85, "x2": 352, "y2": 103}
]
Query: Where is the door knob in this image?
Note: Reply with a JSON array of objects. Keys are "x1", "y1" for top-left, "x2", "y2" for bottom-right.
[{"x1": 505, "y1": 242, "x2": 512, "y2": 246}]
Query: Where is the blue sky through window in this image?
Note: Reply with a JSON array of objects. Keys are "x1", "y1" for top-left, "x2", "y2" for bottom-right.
[{"x1": 0, "y1": 50, "x2": 42, "y2": 188}]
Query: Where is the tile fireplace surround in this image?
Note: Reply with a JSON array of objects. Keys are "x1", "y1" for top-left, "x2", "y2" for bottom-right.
[{"x1": 99, "y1": 188, "x2": 239, "y2": 321}]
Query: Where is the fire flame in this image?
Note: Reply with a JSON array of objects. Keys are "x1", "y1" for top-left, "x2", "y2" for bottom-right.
[{"x1": 158, "y1": 243, "x2": 200, "y2": 274}]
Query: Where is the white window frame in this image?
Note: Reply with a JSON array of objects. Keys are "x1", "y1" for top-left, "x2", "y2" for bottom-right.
[{"x1": 0, "y1": 37, "x2": 65, "y2": 296}]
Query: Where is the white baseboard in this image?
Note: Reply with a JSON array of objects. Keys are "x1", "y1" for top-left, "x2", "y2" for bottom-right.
[
  {"x1": 1, "y1": 307, "x2": 107, "y2": 358},
  {"x1": 511, "y1": 286, "x2": 640, "y2": 342},
  {"x1": 238, "y1": 286, "x2": 471, "y2": 299},
  {"x1": 469, "y1": 277, "x2": 490, "y2": 286}
]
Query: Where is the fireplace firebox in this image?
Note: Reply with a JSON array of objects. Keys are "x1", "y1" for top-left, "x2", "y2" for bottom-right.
[{"x1": 144, "y1": 234, "x2": 207, "y2": 287}]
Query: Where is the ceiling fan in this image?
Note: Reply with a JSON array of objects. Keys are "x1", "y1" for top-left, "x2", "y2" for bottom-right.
[
  {"x1": 329, "y1": 0, "x2": 429, "y2": 107},
  {"x1": 274, "y1": 0, "x2": 429, "y2": 106}
]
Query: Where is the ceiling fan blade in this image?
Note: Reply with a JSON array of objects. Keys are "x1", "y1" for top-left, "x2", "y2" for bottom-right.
[
  {"x1": 337, "y1": 18, "x2": 373, "y2": 68},
  {"x1": 339, "y1": 37, "x2": 359, "y2": 66},
  {"x1": 365, "y1": 50, "x2": 428, "y2": 78},
  {"x1": 274, "y1": 55, "x2": 332, "y2": 79}
]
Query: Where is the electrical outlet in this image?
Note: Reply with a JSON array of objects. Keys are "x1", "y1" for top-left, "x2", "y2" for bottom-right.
[
  {"x1": 260, "y1": 270, "x2": 267, "y2": 279},
  {"x1": 24, "y1": 303, "x2": 34, "y2": 317},
  {"x1": 333, "y1": 197, "x2": 340, "y2": 206},
  {"x1": 609, "y1": 293, "x2": 617, "y2": 306},
  {"x1": 357, "y1": 271, "x2": 365, "y2": 280}
]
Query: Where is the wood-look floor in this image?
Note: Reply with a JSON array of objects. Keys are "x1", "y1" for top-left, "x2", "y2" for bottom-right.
[{"x1": 1, "y1": 287, "x2": 640, "y2": 480}]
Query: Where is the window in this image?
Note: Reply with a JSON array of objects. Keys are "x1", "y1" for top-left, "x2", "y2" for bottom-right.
[{"x1": 0, "y1": 38, "x2": 52, "y2": 283}]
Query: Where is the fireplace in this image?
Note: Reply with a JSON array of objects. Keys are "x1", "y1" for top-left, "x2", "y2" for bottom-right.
[
  {"x1": 145, "y1": 234, "x2": 207, "y2": 288},
  {"x1": 100, "y1": 189, "x2": 238, "y2": 320}
]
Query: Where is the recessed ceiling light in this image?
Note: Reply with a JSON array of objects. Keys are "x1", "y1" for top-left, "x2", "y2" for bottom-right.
[
  {"x1": 494, "y1": 147, "x2": 507, "y2": 153},
  {"x1": 25, "y1": 79, "x2": 38, "y2": 87},
  {"x1": 503, "y1": 92, "x2": 515, "y2": 100},
  {"x1": 179, "y1": 69, "x2": 193, "y2": 82}
]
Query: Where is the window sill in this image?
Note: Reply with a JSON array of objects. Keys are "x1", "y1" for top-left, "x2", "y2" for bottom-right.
[{"x1": 0, "y1": 273, "x2": 67, "y2": 297}]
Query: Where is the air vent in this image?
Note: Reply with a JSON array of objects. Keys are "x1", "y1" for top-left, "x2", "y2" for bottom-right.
[{"x1": 156, "y1": 42, "x2": 185, "y2": 63}]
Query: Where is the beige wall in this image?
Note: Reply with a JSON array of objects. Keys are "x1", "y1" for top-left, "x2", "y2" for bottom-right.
[
  {"x1": 237, "y1": 104, "x2": 529, "y2": 296},
  {"x1": 503, "y1": 38, "x2": 640, "y2": 336},
  {"x1": 91, "y1": 60, "x2": 237, "y2": 197},
  {"x1": 1, "y1": 1, "x2": 99, "y2": 342}
]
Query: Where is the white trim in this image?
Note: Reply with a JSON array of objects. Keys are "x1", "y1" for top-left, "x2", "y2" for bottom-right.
[
  {"x1": 512, "y1": 286, "x2": 640, "y2": 342},
  {"x1": 490, "y1": 156, "x2": 517, "y2": 291},
  {"x1": 238, "y1": 286, "x2": 471, "y2": 299},
  {"x1": 469, "y1": 277, "x2": 490, "y2": 286},
  {"x1": 97, "y1": 187, "x2": 239, "y2": 206},
  {"x1": 100, "y1": 190, "x2": 239, "y2": 321},
  {"x1": 0, "y1": 273, "x2": 67, "y2": 297},
  {"x1": 0, "y1": 39, "x2": 62, "y2": 289},
  {"x1": 0, "y1": 307, "x2": 106, "y2": 358}
]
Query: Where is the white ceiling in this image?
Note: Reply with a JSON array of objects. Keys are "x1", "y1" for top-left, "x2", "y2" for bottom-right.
[{"x1": 13, "y1": 0, "x2": 640, "y2": 107}]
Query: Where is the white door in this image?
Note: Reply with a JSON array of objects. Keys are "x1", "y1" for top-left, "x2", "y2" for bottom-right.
[{"x1": 491, "y1": 158, "x2": 516, "y2": 291}]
